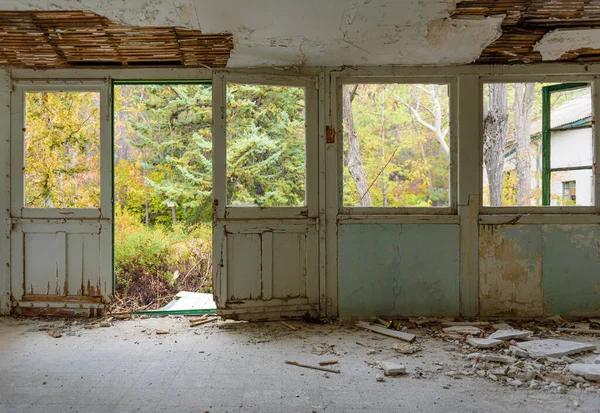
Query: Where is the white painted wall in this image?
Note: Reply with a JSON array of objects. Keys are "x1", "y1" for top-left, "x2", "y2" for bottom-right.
[{"x1": 550, "y1": 128, "x2": 593, "y2": 206}]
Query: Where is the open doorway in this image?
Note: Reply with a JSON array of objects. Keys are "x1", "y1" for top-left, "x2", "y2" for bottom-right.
[{"x1": 112, "y1": 82, "x2": 213, "y2": 312}]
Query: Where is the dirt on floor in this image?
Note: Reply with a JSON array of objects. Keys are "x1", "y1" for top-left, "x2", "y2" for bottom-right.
[{"x1": 1, "y1": 315, "x2": 599, "y2": 412}]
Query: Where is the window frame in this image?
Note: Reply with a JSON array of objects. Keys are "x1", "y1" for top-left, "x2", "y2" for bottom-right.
[
  {"x1": 479, "y1": 75, "x2": 598, "y2": 214},
  {"x1": 10, "y1": 80, "x2": 111, "y2": 220},
  {"x1": 336, "y1": 76, "x2": 458, "y2": 216},
  {"x1": 213, "y1": 72, "x2": 319, "y2": 221}
]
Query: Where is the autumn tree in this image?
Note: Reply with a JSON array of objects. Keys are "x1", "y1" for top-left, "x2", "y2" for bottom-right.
[{"x1": 483, "y1": 84, "x2": 509, "y2": 206}]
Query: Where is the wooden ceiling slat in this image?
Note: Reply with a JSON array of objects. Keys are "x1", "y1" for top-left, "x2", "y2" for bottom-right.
[
  {"x1": 453, "y1": 0, "x2": 600, "y2": 64},
  {"x1": 0, "y1": 10, "x2": 233, "y2": 68}
]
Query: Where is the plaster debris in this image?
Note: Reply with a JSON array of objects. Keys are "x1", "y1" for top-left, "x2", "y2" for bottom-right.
[
  {"x1": 489, "y1": 329, "x2": 532, "y2": 341},
  {"x1": 356, "y1": 321, "x2": 416, "y2": 343},
  {"x1": 594, "y1": 356, "x2": 600, "y2": 365},
  {"x1": 376, "y1": 374, "x2": 385, "y2": 382},
  {"x1": 569, "y1": 364, "x2": 600, "y2": 382},
  {"x1": 442, "y1": 326, "x2": 481, "y2": 335},
  {"x1": 393, "y1": 342, "x2": 422, "y2": 354},
  {"x1": 515, "y1": 339, "x2": 596, "y2": 359},
  {"x1": 484, "y1": 355, "x2": 515, "y2": 364},
  {"x1": 467, "y1": 337, "x2": 503, "y2": 349},
  {"x1": 509, "y1": 345, "x2": 529, "y2": 358},
  {"x1": 379, "y1": 361, "x2": 407, "y2": 376},
  {"x1": 492, "y1": 323, "x2": 513, "y2": 331},
  {"x1": 534, "y1": 29, "x2": 600, "y2": 61}
]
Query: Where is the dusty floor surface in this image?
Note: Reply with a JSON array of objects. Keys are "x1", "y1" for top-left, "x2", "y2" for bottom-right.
[{"x1": 0, "y1": 316, "x2": 599, "y2": 413}]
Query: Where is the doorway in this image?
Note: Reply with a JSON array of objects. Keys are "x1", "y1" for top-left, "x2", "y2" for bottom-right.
[{"x1": 112, "y1": 82, "x2": 213, "y2": 311}]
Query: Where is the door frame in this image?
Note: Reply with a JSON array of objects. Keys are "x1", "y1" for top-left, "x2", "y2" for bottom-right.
[
  {"x1": 211, "y1": 71, "x2": 322, "y2": 318},
  {"x1": 9, "y1": 79, "x2": 112, "y2": 312}
]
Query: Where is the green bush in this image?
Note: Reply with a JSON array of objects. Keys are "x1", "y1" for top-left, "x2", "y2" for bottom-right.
[{"x1": 114, "y1": 206, "x2": 212, "y2": 307}]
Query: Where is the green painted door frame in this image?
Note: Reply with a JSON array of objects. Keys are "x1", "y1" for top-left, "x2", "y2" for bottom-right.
[{"x1": 541, "y1": 82, "x2": 588, "y2": 205}]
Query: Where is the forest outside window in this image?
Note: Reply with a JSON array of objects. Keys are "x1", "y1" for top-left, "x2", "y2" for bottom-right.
[
  {"x1": 24, "y1": 91, "x2": 101, "y2": 208},
  {"x1": 226, "y1": 84, "x2": 306, "y2": 207},
  {"x1": 342, "y1": 83, "x2": 450, "y2": 208},
  {"x1": 482, "y1": 82, "x2": 593, "y2": 207}
]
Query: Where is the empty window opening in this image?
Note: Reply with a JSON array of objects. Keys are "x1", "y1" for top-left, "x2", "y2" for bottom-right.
[
  {"x1": 113, "y1": 83, "x2": 213, "y2": 310},
  {"x1": 482, "y1": 82, "x2": 593, "y2": 207},
  {"x1": 24, "y1": 91, "x2": 100, "y2": 208},
  {"x1": 342, "y1": 83, "x2": 450, "y2": 207},
  {"x1": 226, "y1": 84, "x2": 306, "y2": 207}
]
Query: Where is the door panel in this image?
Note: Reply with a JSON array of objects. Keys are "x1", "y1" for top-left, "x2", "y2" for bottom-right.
[
  {"x1": 213, "y1": 74, "x2": 320, "y2": 320},
  {"x1": 10, "y1": 81, "x2": 112, "y2": 315}
]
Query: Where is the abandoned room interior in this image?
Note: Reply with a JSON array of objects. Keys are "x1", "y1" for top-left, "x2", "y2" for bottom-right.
[{"x1": 1, "y1": 1, "x2": 600, "y2": 412}]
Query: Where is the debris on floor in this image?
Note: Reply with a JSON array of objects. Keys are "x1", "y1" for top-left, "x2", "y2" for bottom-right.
[
  {"x1": 489, "y1": 329, "x2": 532, "y2": 341},
  {"x1": 467, "y1": 337, "x2": 502, "y2": 348},
  {"x1": 285, "y1": 360, "x2": 341, "y2": 373},
  {"x1": 569, "y1": 364, "x2": 600, "y2": 381},
  {"x1": 355, "y1": 321, "x2": 416, "y2": 342},
  {"x1": 515, "y1": 339, "x2": 596, "y2": 358},
  {"x1": 378, "y1": 361, "x2": 407, "y2": 376},
  {"x1": 441, "y1": 326, "x2": 482, "y2": 335}
]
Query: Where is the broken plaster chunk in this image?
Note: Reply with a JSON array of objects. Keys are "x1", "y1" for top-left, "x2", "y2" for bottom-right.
[
  {"x1": 489, "y1": 329, "x2": 532, "y2": 341},
  {"x1": 467, "y1": 337, "x2": 503, "y2": 349},
  {"x1": 441, "y1": 326, "x2": 481, "y2": 335},
  {"x1": 569, "y1": 364, "x2": 600, "y2": 382},
  {"x1": 492, "y1": 322, "x2": 513, "y2": 331},
  {"x1": 516, "y1": 339, "x2": 596, "y2": 359},
  {"x1": 509, "y1": 345, "x2": 529, "y2": 358},
  {"x1": 595, "y1": 356, "x2": 600, "y2": 365},
  {"x1": 379, "y1": 361, "x2": 407, "y2": 376}
]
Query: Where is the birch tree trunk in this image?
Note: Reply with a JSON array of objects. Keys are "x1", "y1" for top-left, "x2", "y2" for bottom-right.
[
  {"x1": 514, "y1": 83, "x2": 535, "y2": 205},
  {"x1": 343, "y1": 87, "x2": 372, "y2": 206},
  {"x1": 483, "y1": 83, "x2": 509, "y2": 206}
]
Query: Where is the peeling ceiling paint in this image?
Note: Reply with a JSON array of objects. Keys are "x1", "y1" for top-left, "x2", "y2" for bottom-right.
[
  {"x1": 6, "y1": 0, "x2": 505, "y2": 67},
  {"x1": 534, "y1": 29, "x2": 600, "y2": 62}
]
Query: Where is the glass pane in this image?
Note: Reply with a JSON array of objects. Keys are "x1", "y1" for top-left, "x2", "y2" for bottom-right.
[
  {"x1": 226, "y1": 84, "x2": 306, "y2": 207},
  {"x1": 24, "y1": 91, "x2": 100, "y2": 208},
  {"x1": 343, "y1": 83, "x2": 450, "y2": 207},
  {"x1": 549, "y1": 86, "x2": 593, "y2": 206},
  {"x1": 481, "y1": 82, "x2": 592, "y2": 207}
]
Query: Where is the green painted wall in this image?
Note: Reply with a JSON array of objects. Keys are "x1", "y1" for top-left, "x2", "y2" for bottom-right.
[{"x1": 338, "y1": 224, "x2": 460, "y2": 317}]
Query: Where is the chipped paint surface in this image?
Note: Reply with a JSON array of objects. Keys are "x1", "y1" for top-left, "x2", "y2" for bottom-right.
[
  {"x1": 534, "y1": 29, "x2": 600, "y2": 61},
  {"x1": 480, "y1": 224, "x2": 600, "y2": 317},
  {"x1": 479, "y1": 225, "x2": 544, "y2": 317},
  {"x1": 338, "y1": 224, "x2": 459, "y2": 317},
  {"x1": 11, "y1": 0, "x2": 504, "y2": 67},
  {"x1": 5, "y1": 0, "x2": 199, "y2": 28}
]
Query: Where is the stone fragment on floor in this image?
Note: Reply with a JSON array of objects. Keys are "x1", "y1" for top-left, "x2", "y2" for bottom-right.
[
  {"x1": 489, "y1": 329, "x2": 532, "y2": 341},
  {"x1": 467, "y1": 337, "x2": 503, "y2": 349},
  {"x1": 515, "y1": 339, "x2": 596, "y2": 358},
  {"x1": 569, "y1": 364, "x2": 600, "y2": 382}
]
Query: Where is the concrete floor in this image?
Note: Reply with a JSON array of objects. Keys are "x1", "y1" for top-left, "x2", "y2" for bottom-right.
[{"x1": 0, "y1": 316, "x2": 599, "y2": 413}]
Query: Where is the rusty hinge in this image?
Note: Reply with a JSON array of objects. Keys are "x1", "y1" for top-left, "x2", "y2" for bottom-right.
[{"x1": 325, "y1": 125, "x2": 335, "y2": 144}]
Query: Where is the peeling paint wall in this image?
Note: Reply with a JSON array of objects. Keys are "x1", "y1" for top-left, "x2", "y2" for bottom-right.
[
  {"x1": 479, "y1": 224, "x2": 600, "y2": 317},
  {"x1": 338, "y1": 224, "x2": 460, "y2": 317},
  {"x1": 9, "y1": 0, "x2": 504, "y2": 67},
  {"x1": 535, "y1": 29, "x2": 600, "y2": 61}
]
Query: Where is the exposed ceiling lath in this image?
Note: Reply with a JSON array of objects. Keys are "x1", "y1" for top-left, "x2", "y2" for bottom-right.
[
  {"x1": 453, "y1": 0, "x2": 600, "y2": 64},
  {"x1": 0, "y1": 10, "x2": 233, "y2": 68}
]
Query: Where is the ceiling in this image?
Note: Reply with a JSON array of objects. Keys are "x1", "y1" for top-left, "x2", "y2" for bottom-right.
[{"x1": 2, "y1": 0, "x2": 600, "y2": 68}]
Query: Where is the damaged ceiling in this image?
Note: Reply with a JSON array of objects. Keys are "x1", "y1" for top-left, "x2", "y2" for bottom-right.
[{"x1": 2, "y1": 0, "x2": 600, "y2": 68}]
